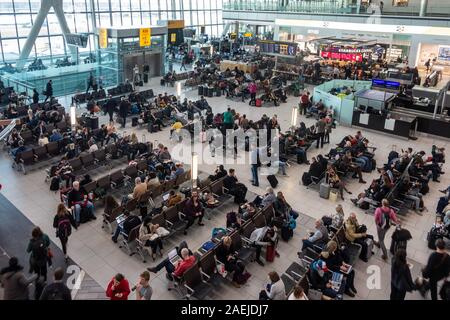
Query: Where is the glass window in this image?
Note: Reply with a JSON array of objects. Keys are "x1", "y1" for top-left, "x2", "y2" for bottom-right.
[
  {"x1": 2, "y1": 39, "x2": 20, "y2": 62},
  {"x1": 99, "y1": 13, "x2": 111, "y2": 27},
  {"x1": 0, "y1": 15, "x2": 18, "y2": 38},
  {"x1": 0, "y1": 0, "x2": 14, "y2": 13},
  {"x1": 142, "y1": 13, "x2": 150, "y2": 26},
  {"x1": 97, "y1": 0, "x2": 110, "y2": 11},
  {"x1": 35, "y1": 37, "x2": 51, "y2": 57},
  {"x1": 112, "y1": 12, "x2": 121, "y2": 26},
  {"x1": 121, "y1": 12, "x2": 132, "y2": 26},
  {"x1": 132, "y1": 12, "x2": 142, "y2": 25},
  {"x1": 111, "y1": 0, "x2": 121, "y2": 11},
  {"x1": 16, "y1": 14, "x2": 33, "y2": 37},
  {"x1": 141, "y1": 0, "x2": 150, "y2": 11},
  {"x1": 50, "y1": 36, "x2": 65, "y2": 56},
  {"x1": 160, "y1": 0, "x2": 168, "y2": 10},
  {"x1": 182, "y1": 0, "x2": 190, "y2": 10},
  {"x1": 121, "y1": 0, "x2": 131, "y2": 11}
]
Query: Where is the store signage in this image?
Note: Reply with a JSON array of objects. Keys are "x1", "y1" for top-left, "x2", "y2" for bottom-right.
[
  {"x1": 321, "y1": 51, "x2": 362, "y2": 62},
  {"x1": 140, "y1": 28, "x2": 151, "y2": 47},
  {"x1": 99, "y1": 28, "x2": 108, "y2": 49},
  {"x1": 307, "y1": 29, "x2": 319, "y2": 34},
  {"x1": 171, "y1": 33, "x2": 177, "y2": 43},
  {"x1": 338, "y1": 48, "x2": 373, "y2": 53},
  {"x1": 168, "y1": 20, "x2": 185, "y2": 29},
  {"x1": 244, "y1": 33, "x2": 252, "y2": 38}
]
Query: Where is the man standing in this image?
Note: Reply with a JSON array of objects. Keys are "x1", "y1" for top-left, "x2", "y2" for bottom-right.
[
  {"x1": 119, "y1": 97, "x2": 130, "y2": 128},
  {"x1": 299, "y1": 91, "x2": 309, "y2": 115},
  {"x1": 134, "y1": 271, "x2": 153, "y2": 300},
  {"x1": 222, "y1": 108, "x2": 234, "y2": 131},
  {"x1": 374, "y1": 199, "x2": 399, "y2": 261},
  {"x1": 86, "y1": 72, "x2": 95, "y2": 93},
  {"x1": 250, "y1": 147, "x2": 261, "y2": 187},
  {"x1": 315, "y1": 116, "x2": 326, "y2": 149}
]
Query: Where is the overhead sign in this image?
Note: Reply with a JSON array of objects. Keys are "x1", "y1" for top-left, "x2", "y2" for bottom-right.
[
  {"x1": 66, "y1": 33, "x2": 88, "y2": 48},
  {"x1": 372, "y1": 79, "x2": 400, "y2": 89},
  {"x1": 168, "y1": 20, "x2": 185, "y2": 29},
  {"x1": 99, "y1": 28, "x2": 108, "y2": 49},
  {"x1": 171, "y1": 33, "x2": 177, "y2": 43},
  {"x1": 244, "y1": 32, "x2": 252, "y2": 38},
  {"x1": 257, "y1": 40, "x2": 297, "y2": 56},
  {"x1": 139, "y1": 28, "x2": 151, "y2": 47}
]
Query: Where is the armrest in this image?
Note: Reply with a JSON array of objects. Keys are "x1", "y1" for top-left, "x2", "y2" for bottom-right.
[
  {"x1": 111, "y1": 181, "x2": 117, "y2": 188},
  {"x1": 178, "y1": 212, "x2": 186, "y2": 219},
  {"x1": 184, "y1": 284, "x2": 194, "y2": 294},
  {"x1": 165, "y1": 220, "x2": 174, "y2": 227},
  {"x1": 201, "y1": 271, "x2": 211, "y2": 280},
  {"x1": 241, "y1": 236, "x2": 252, "y2": 245}
]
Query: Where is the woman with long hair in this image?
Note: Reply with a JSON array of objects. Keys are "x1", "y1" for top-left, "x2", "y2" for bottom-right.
[
  {"x1": 390, "y1": 248, "x2": 415, "y2": 300},
  {"x1": 53, "y1": 203, "x2": 77, "y2": 262}
]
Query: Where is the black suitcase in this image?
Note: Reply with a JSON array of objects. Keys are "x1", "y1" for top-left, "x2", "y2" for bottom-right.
[
  {"x1": 132, "y1": 117, "x2": 138, "y2": 127},
  {"x1": 267, "y1": 175, "x2": 278, "y2": 188},
  {"x1": 79, "y1": 206, "x2": 91, "y2": 224},
  {"x1": 302, "y1": 172, "x2": 312, "y2": 186},
  {"x1": 160, "y1": 79, "x2": 165, "y2": 86},
  {"x1": 216, "y1": 88, "x2": 221, "y2": 97},
  {"x1": 198, "y1": 86, "x2": 204, "y2": 96},
  {"x1": 208, "y1": 87, "x2": 214, "y2": 98},
  {"x1": 281, "y1": 225, "x2": 293, "y2": 242}
]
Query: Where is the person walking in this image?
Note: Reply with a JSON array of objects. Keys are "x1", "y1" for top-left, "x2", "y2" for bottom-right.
[
  {"x1": 134, "y1": 271, "x2": 153, "y2": 300},
  {"x1": 26, "y1": 226, "x2": 51, "y2": 299},
  {"x1": 315, "y1": 116, "x2": 326, "y2": 149},
  {"x1": 0, "y1": 257, "x2": 37, "y2": 300},
  {"x1": 374, "y1": 199, "x2": 399, "y2": 261},
  {"x1": 390, "y1": 249, "x2": 415, "y2": 300},
  {"x1": 40, "y1": 267, "x2": 72, "y2": 300},
  {"x1": 420, "y1": 239, "x2": 450, "y2": 300},
  {"x1": 105, "y1": 95, "x2": 117, "y2": 123},
  {"x1": 44, "y1": 80, "x2": 53, "y2": 102},
  {"x1": 299, "y1": 92, "x2": 309, "y2": 115},
  {"x1": 53, "y1": 203, "x2": 77, "y2": 263},
  {"x1": 86, "y1": 72, "x2": 95, "y2": 93}
]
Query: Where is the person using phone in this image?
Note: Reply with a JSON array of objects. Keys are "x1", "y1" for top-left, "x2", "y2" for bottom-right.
[
  {"x1": 106, "y1": 273, "x2": 130, "y2": 300},
  {"x1": 134, "y1": 271, "x2": 153, "y2": 300}
]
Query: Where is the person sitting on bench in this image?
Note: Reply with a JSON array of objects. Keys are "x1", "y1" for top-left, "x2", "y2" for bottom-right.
[
  {"x1": 147, "y1": 247, "x2": 195, "y2": 281},
  {"x1": 216, "y1": 236, "x2": 244, "y2": 288},
  {"x1": 183, "y1": 190, "x2": 205, "y2": 235},
  {"x1": 111, "y1": 210, "x2": 141, "y2": 243},
  {"x1": 301, "y1": 219, "x2": 329, "y2": 253},
  {"x1": 223, "y1": 169, "x2": 248, "y2": 204}
]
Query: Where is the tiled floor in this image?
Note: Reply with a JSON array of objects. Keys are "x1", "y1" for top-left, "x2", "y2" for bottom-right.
[{"x1": 1, "y1": 76, "x2": 449, "y2": 300}]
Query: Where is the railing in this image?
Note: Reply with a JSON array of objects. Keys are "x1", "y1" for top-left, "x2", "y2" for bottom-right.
[
  {"x1": 0, "y1": 119, "x2": 18, "y2": 143},
  {"x1": 223, "y1": 0, "x2": 450, "y2": 17}
]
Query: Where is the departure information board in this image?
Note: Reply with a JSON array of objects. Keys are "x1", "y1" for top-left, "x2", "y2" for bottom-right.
[{"x1": 257, "y1": 40, "x2": 297, "y2": 56}]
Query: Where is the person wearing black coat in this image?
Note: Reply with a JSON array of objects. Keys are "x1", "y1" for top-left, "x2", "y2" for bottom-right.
[
  {"x1": 105, "y1": 97, "x2": 117, "y2": 122},
  {"x1": 119, "y1": 98, "x2": 130, "y2": 128},
  {"x1": 309, "y1": 157, "x2": 324, "y2": 179},
  {"x1": 390, "y1": 249, "x2": 415, "y2": 300},
  {"x1": 182, "y1": 190, "x2": 205, "y2": 235},
  {"x1": 421, "y1": 239, "x2": 450, "y2": 300},
  {"x1": 215, "y1": 236, "x2": 243, "y2": 287},
  {"x1": 53, "y1": 204, "x2": 77, "y2": 261},
  {"x1": 32, "y1": 89, "x2": 39, "y2": 104},
  {"x1": 44, "y1": 80, "x2": 53, "y2": 102}
]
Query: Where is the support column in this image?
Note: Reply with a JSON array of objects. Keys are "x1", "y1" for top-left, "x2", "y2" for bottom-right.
[{"x1": 420, "y1": 0, "x2": 428, "y2": 17}]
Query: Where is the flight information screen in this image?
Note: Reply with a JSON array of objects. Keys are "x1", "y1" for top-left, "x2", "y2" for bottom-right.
[
  {"x1": 66, "y1": 34, "x2": 88, "y2": 48},
  {"x1": 257, "y1": 40, "x2": 297, "y2": 56}
]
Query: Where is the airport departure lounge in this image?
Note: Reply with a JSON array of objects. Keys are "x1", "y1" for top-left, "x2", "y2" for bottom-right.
[{"x1": 0, "y1": 0, "x2": 450, "y2": 303}]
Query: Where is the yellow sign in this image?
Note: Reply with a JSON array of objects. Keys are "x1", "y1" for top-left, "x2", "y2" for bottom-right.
[
  {"x1": 99, "y1": 28, "x2": 108, "y2": 48},
  {"x1": 139, "y1": 28, "x2": 151, "y2": 47},
  {"x1": 244, "y1": 32, "x2": 252, "y2": 38},
  {"x1": 168, "y1": 20, "x2": 185, "y2": 29},
  {"x1": 171, "y1": 33, "x2": 177, "y2": 43}
]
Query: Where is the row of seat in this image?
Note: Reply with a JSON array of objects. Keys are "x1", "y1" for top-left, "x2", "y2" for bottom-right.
[{"x1": 281, "y1": 225, "x2": 362, "y2": 300}]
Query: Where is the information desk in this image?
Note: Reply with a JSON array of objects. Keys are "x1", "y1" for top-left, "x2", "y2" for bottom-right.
[
  {"x1": 416, "y1": 117, "x2": 450, "y2": 139},
  {"x1": 352, "y1": 111, "x2": 417, "y2": 139}
]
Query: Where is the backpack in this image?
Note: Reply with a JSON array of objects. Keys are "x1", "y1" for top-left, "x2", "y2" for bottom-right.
[
  {"x1": 50, "y1": 177, "x2": 60, "y2": 191},
  {"x1": 57, "y1": 217, "x2": 72, "y2": 239},
  {"x1": 380, "y1": 208, "x2": 392, "y2": 230},
  {"x1": 47, "y1": 286, "x2": 66, "y2": 300},
  {"x1": 31, "y1": 238, "x2": 47, "y2": 264}
]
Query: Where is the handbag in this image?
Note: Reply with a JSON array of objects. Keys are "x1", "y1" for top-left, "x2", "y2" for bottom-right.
[{"x1": 47, "y1": 248, "x2": 54, "y2": 259}]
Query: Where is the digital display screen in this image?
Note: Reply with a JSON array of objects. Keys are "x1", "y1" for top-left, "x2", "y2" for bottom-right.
[
  {"x1": 257, "y1": 41, "x2": 297, "y2": 56},
  {"x1": 321, "y1": 51, "x2": 362, "y2": 62},
  {"x1": 438, "y1": 46, "x2": 450, "y2": 61},
  {"x1": 385, "y1": 81, "x2": 400, "y2": 89},
  {"x1": 66, "y1": 34, "x2": 88, "y2": 48},
  {"x1": 372, "y1": 79, "x2": 386, "y2": 86}
]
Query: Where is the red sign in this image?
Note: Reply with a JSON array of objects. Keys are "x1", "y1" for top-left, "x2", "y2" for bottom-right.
[{"x1": 321, "y1": 51, "x2": 362, "y2": 62}]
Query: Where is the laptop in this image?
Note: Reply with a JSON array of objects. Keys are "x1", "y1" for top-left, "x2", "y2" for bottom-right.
[
  {"x1": 116, "y1": 214, "x2": 126, "y2": 226},
  {"x1": 162, "y1": 192, "x2": 170, "y2": 202},
  {"x1": 168, "y1": 248, "x2": 181, "y2": 264}
]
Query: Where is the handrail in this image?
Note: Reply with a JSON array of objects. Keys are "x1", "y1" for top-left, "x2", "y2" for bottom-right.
[{"x1": 0, "y1": 119, "x2": 18, "y2": 143}]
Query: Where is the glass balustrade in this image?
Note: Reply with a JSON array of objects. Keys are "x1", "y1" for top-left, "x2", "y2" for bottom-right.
[{"x1": 223, "y1": 0, "x2": 450, "y2": 17}]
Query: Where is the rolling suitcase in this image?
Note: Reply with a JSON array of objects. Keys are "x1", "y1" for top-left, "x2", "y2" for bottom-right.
[
  {"x1": 132, "y1": 117, "x2": 138, "y2": 127},
  {"x1": 208, "y1": 87, "x2": 214, "y2": 98},
  {"x1": 198, "y1": 86, "x2": 204, "y2": 96},
  {"x1": 319, "y1": 183, "x2": 330, "y2": 199},
  {"x1": 361, "y1": 238, "x2": 374, "y2": 261},
  {"x1": 160, "y1": 79, "x2": 165, "y2": 86},
  {"x1": 267, "y1": 175, "x2": 278, "y2": 188},
  {"x1": 255, "y1": 98, "x2": 262, "y2": 107},
  {"x1": 266, "y1": 245, "x2": 275, "y2": 262}
]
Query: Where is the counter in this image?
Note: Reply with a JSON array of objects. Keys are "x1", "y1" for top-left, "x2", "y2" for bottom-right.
[{"x1": 352, "y1": 111, "x2": 417, "y2": 139}]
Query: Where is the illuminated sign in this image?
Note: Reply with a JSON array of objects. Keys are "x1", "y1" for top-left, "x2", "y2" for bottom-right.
[
  {"x1": 168, "y1": 20, "x2": 185, "y2": 29},
  {"x1": 139, "y1": 28, "x2": 151, "y2": 47},
  {"x1": 99, "y1": 28, "x2": 108, "y2": 48},
  {"x1": 338, "y1": 48, "x2": 373, "y2": 54}
]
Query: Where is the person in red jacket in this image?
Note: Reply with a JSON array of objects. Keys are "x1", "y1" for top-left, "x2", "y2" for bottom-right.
[
  {"x1": 374, "y1": 199, "x2": 399, "y2": 261},
  {"x1": 106, "y1": 273, "x2": 131, "y2": 300},
  {"x1": 147, "y1": 248, "x2": 196, "y2": 280}
]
